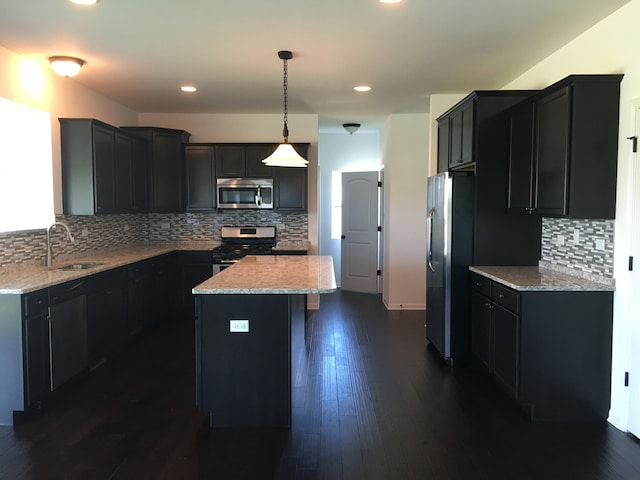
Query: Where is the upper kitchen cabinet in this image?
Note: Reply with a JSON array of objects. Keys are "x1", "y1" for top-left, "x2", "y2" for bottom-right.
[
  {"x1": 437, "y1": 91, "x2": 541, "y2": 266},
  {"x1": 439, "y1": 99, "x2": 474, "y2": 171},
  {"x1": 215, "y1": 144, "x2": 274, "y2": 178},
  {"x1": 507, "y1": 74, "x2": 623, "y2": 219},
  {"x1": 274, "y1": 144, "x2": 309, "y2": 211},
  {"x1": 437, "y1": 92, "x2": 536, "y2": 173},
  {"x1": 60, "y1": 119, "x2": 149, "y2": 215},
  {"x1": 185, "y1": 144, "x2": 216, "y2": 211},
  {"x1": 121, "y1": 127, "x2": 191, "y2": 213}
]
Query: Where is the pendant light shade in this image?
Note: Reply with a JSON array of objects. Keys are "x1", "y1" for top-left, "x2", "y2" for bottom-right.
[{"x1": 262, "y1": 50, "x2": 308, "y2": 168}]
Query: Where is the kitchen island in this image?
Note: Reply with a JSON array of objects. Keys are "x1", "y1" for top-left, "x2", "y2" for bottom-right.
[{"x1": 192, "y1": 255, "x2": 336, "y2": 428}]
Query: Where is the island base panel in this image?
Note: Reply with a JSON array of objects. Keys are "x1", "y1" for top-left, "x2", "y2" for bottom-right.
[{"x1": 196, "y1": 294, "x2": 291, "y2": 428}]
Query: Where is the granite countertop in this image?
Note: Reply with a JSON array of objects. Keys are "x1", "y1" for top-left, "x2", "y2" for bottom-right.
[
  {"x1": 0, "y1": 241, "x2": 220, "y2": 294},
  {"x1": 470, "y1": 266, "x2": 615, "y2": 292},
  {"x1": 272, "y1": 240, "x2": 311, "y2": 252},
  {"x1": 193, "y1": 255, "x2": 337, "y2": 294}
]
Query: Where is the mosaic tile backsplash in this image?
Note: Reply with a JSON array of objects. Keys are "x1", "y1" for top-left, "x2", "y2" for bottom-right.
[
  {"x1": 539, "y1": 217, "x2": 614, "y2": 281},
  {"x1": 0, "y1": 211, "x2": 307, "y2": 268}
]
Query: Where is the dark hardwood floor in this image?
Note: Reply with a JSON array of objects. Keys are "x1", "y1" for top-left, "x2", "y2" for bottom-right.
[{"x1": 1, "y1": 290, "x2": 640, "y2": 479}]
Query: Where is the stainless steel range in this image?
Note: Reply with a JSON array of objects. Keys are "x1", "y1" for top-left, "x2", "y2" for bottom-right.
[{"x1": 211, "y1": 226, "x2": 276, "y2": 274}]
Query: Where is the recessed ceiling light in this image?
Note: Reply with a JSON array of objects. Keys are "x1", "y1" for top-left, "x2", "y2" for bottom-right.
[
  {"x1": 380, "y1": 0, "x2": 402, "y2": 3},
  {"x1": 354, "y1": 85, "x2": 372, "y2": 92},
  {"x1": 69, "y1": 0, "x2": 100, "y2": 5},
  {"x1": 180, "y1": 85, "x2": 197, "y2": 93}
]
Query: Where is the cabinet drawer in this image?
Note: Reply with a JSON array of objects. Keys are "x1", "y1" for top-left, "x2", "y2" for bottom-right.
[
  {"x1": 492, "y1": 283, "x2": 519, "y2": 313},
  {"x1": 471, "y1": 273, "x2": 491, "y2": 297},
  {"x1": 23, "y1": 290, "x2": 49, "y2": 317}
]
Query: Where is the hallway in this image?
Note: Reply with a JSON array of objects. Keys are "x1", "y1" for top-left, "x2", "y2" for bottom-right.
[{"x1": 1, "y1": 290, "x2": 639, "y2": 479}]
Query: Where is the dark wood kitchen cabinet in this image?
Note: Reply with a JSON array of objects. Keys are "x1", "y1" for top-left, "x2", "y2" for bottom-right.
[
  {"x1": 114, "y1": 132, "x2": 149, "y2": 213},
  {"x1": 274, "y1": 143, "x2": 308, "y2": 211},
  {"x1": 471, "y1": 272, "x2": 613, "y2": 421},
  {"x1": 507, "y1": 74, "x2": 623, "y2": 219},
  {"x1": 215, "y1": 144, "x2": 274, "y2": 178},
  {"x1": 60, "y1": 119, "x2": 117, "y2": 214},
  {"x1": 185, "y1": 144, "x2": 216, "y2": 211},
  {"x1": 177, "y1": 251, "x2": 212, "y2": 316},
  {"x1": 60, "y1": 118, "x2": 149, "y2": 215},
  {"x1": 437, "y1": 92, "x2": 536, "y2": 173},
  {"x1": 86, "y1": 268, "x2": 127, "y2": 365},
  {"x1": 22, "y1": 289, "x2": 51, "y2": 410},
  {"x1": 437, "y1": 91, "x2": 542, "y2": 266},
  {"x1": 122, "y1": 127, "x2": 191, "y2": 213}
]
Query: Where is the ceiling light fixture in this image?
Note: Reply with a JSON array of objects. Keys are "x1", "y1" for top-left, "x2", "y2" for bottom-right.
[
  {"x1": 69, "y1": 0, "x2": 100, "y2": 5},
  {"x1": 354, "y1": 85, "x2": 371, "y2": 92},
  {"x1": 343, "y1": 123, "x2": 361, "y2": 134},
  {"x1": 262, "y1": 50, "x2": 308, "y2": 168},
  {"x1": 180, "y1": 85, "x2": 197, "y2": 92},
  {"x1": 48, "y1": 56, "x2": 85, "y2": 77}
]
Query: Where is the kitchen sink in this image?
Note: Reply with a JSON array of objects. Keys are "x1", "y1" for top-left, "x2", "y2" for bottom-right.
[{"x1": 57, "y1": 262, "x2": 106, "y2": 271}]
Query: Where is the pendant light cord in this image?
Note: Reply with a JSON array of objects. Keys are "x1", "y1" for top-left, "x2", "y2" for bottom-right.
[{"x1": 282, "y1": 55, "x2": 289, "y2": 141}]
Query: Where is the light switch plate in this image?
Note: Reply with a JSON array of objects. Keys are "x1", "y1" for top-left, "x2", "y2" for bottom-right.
[{"x1": 230, "y1": 319, "x2": 249, "y2": 333}]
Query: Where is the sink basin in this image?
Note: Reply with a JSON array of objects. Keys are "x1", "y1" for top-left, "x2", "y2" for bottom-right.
[{"x1": 57, "y1": 262, "x2": 106, "y2": 271}]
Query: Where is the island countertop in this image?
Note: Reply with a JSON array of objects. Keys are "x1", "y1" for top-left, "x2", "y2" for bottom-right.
[{"x1": 193, "y1": 255, "x2": 337, "y2": 294}]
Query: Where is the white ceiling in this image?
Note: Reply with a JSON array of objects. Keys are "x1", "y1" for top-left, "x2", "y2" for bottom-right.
[{"x1": 0, "y1": 0, "x2": 630, "y2": 132}]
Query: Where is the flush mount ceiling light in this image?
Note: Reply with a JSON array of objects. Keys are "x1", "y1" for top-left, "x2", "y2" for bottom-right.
[
  {"x1": 343, "y1": 123, "x2": 361, "y2": 134},
  {"x1": 354, "y1": 85, "x2": 371, "y2": 92},
  {"x1": 262, "y1": 50, "x2": 308, "y2": 168},
  {"x1": 69, "y1": 0, "x2": 100, "y2": 5},
  {"x1": 48, "y1": 56, "x2": 85, "y2": 77},
  {"x1": 180, "y1": 85, "x2": 197, "y2": 92}
]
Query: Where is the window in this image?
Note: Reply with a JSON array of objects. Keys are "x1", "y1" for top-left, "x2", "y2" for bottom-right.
[{"x1": 0, "y1": 97, "x2": 54, "y2": 233}]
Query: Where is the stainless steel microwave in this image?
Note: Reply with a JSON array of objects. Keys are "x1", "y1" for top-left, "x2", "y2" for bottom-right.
[{"x1": 216, "y1": 178, "x2": 274, "y2": 209}]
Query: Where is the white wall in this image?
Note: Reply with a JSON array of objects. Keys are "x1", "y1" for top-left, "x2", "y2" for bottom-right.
[
  {"x1": 501, "y1": 0, "x2": 640, "y2": 431},
  {"x1": 381, "y1": 114, "x2": 430, "y2": 310},
  {"x1": 317, "y1": 131, "x2": 381, "y2": 284},
  {"x1": 0, "y1": 46, "x2": 138, "y2": 214}
]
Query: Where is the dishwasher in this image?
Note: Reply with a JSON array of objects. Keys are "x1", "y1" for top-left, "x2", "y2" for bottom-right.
[{"x1": 48, "y1": 280, "x2": 89, "y2": 390}]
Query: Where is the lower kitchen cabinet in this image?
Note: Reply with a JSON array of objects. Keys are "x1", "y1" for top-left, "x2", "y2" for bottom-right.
[
  {"x1": 177, "y1": 251, "x2": 213, "y2": 316},
  {"x1": 22, "y1": 289, "x2": 51, "y2": 410},
  {"x1": 471, "y1": 272, "x2": 613, "y2": 421},
  {"x1": 86, "y1": 268, "x2": 127, "y2": 365}
]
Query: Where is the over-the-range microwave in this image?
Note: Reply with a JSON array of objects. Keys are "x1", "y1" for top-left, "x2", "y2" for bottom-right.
[{"x1": 216, "y1": 177, "x2": 274, "y2": 209}]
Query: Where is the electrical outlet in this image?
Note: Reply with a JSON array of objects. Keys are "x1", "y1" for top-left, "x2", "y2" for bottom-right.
[
  {"x1": 595, "y1": 239, "x2": 606, "y2": 251},
  {"x1": 229, "y1": 319, "x2": 249, "y2": 333},
  {"x1": 573, "y1": 228, "x2": 580, "y2": 244},
  {"x1": 556, "y1": 235, "x2": 565, "y2": 246},
  {"x1": 81, "y1": 228, "x2": 89, "y2": 237}
]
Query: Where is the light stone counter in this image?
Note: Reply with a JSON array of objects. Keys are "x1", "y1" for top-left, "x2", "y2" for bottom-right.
[
  {"x1": 0, "y1": 242, "x2": 219, "y2": 294},
  {"x1": 193, "y1": 255, "x2": 336, "y2": 294},
  {"x1": 470, "y1": 266, "x2": 614, "y2": 292}
]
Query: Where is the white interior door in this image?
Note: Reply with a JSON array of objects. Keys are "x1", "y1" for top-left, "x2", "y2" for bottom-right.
[
  {"x1": 341, "y1": 171, "x2": 379, "y2": 293},
  {"x1": 627, "y1": 104, "x2": 640, "y2": 438}
]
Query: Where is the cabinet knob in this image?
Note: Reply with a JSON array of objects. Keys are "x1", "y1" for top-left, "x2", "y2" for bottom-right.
[{"x1": 499, "y1": 293, "x2": 505, "y2": 298}]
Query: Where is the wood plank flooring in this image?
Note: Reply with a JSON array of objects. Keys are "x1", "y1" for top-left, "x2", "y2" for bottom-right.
[{"x1": 1, "y1": 290, "x2": 640, "y2": 479}]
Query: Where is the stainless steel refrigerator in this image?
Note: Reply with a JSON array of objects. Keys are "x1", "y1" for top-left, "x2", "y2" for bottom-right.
[{"x1": 426, "y1": 172, "x2": 474, "y2": 365}]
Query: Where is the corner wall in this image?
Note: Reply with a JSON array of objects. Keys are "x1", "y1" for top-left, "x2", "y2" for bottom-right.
[{"x1": 381, "y1": 114, "x2": 430, "y2": 310}]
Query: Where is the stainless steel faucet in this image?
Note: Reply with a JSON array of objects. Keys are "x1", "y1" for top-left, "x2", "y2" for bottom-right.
[{"x1": 46, "y1": 222, "x2": 75, "y2": 267}]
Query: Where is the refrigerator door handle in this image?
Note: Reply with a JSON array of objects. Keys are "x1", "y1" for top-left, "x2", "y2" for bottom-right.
[{"x1": 427, "y1": 207, "x2": 436, "y2": 272}]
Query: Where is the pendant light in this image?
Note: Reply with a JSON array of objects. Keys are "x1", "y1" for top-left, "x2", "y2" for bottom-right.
[{"x1": 262, "y1": 50, "x2": 308, "y2": 168}]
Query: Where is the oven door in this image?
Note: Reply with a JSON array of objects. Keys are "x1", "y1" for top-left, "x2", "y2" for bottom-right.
[
  {"x1": 212, "y1": 261, "x2": 237, "y2": 276},
  {"x1": 216, "y1": 178, "x2": 273, "y2": 209}
]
